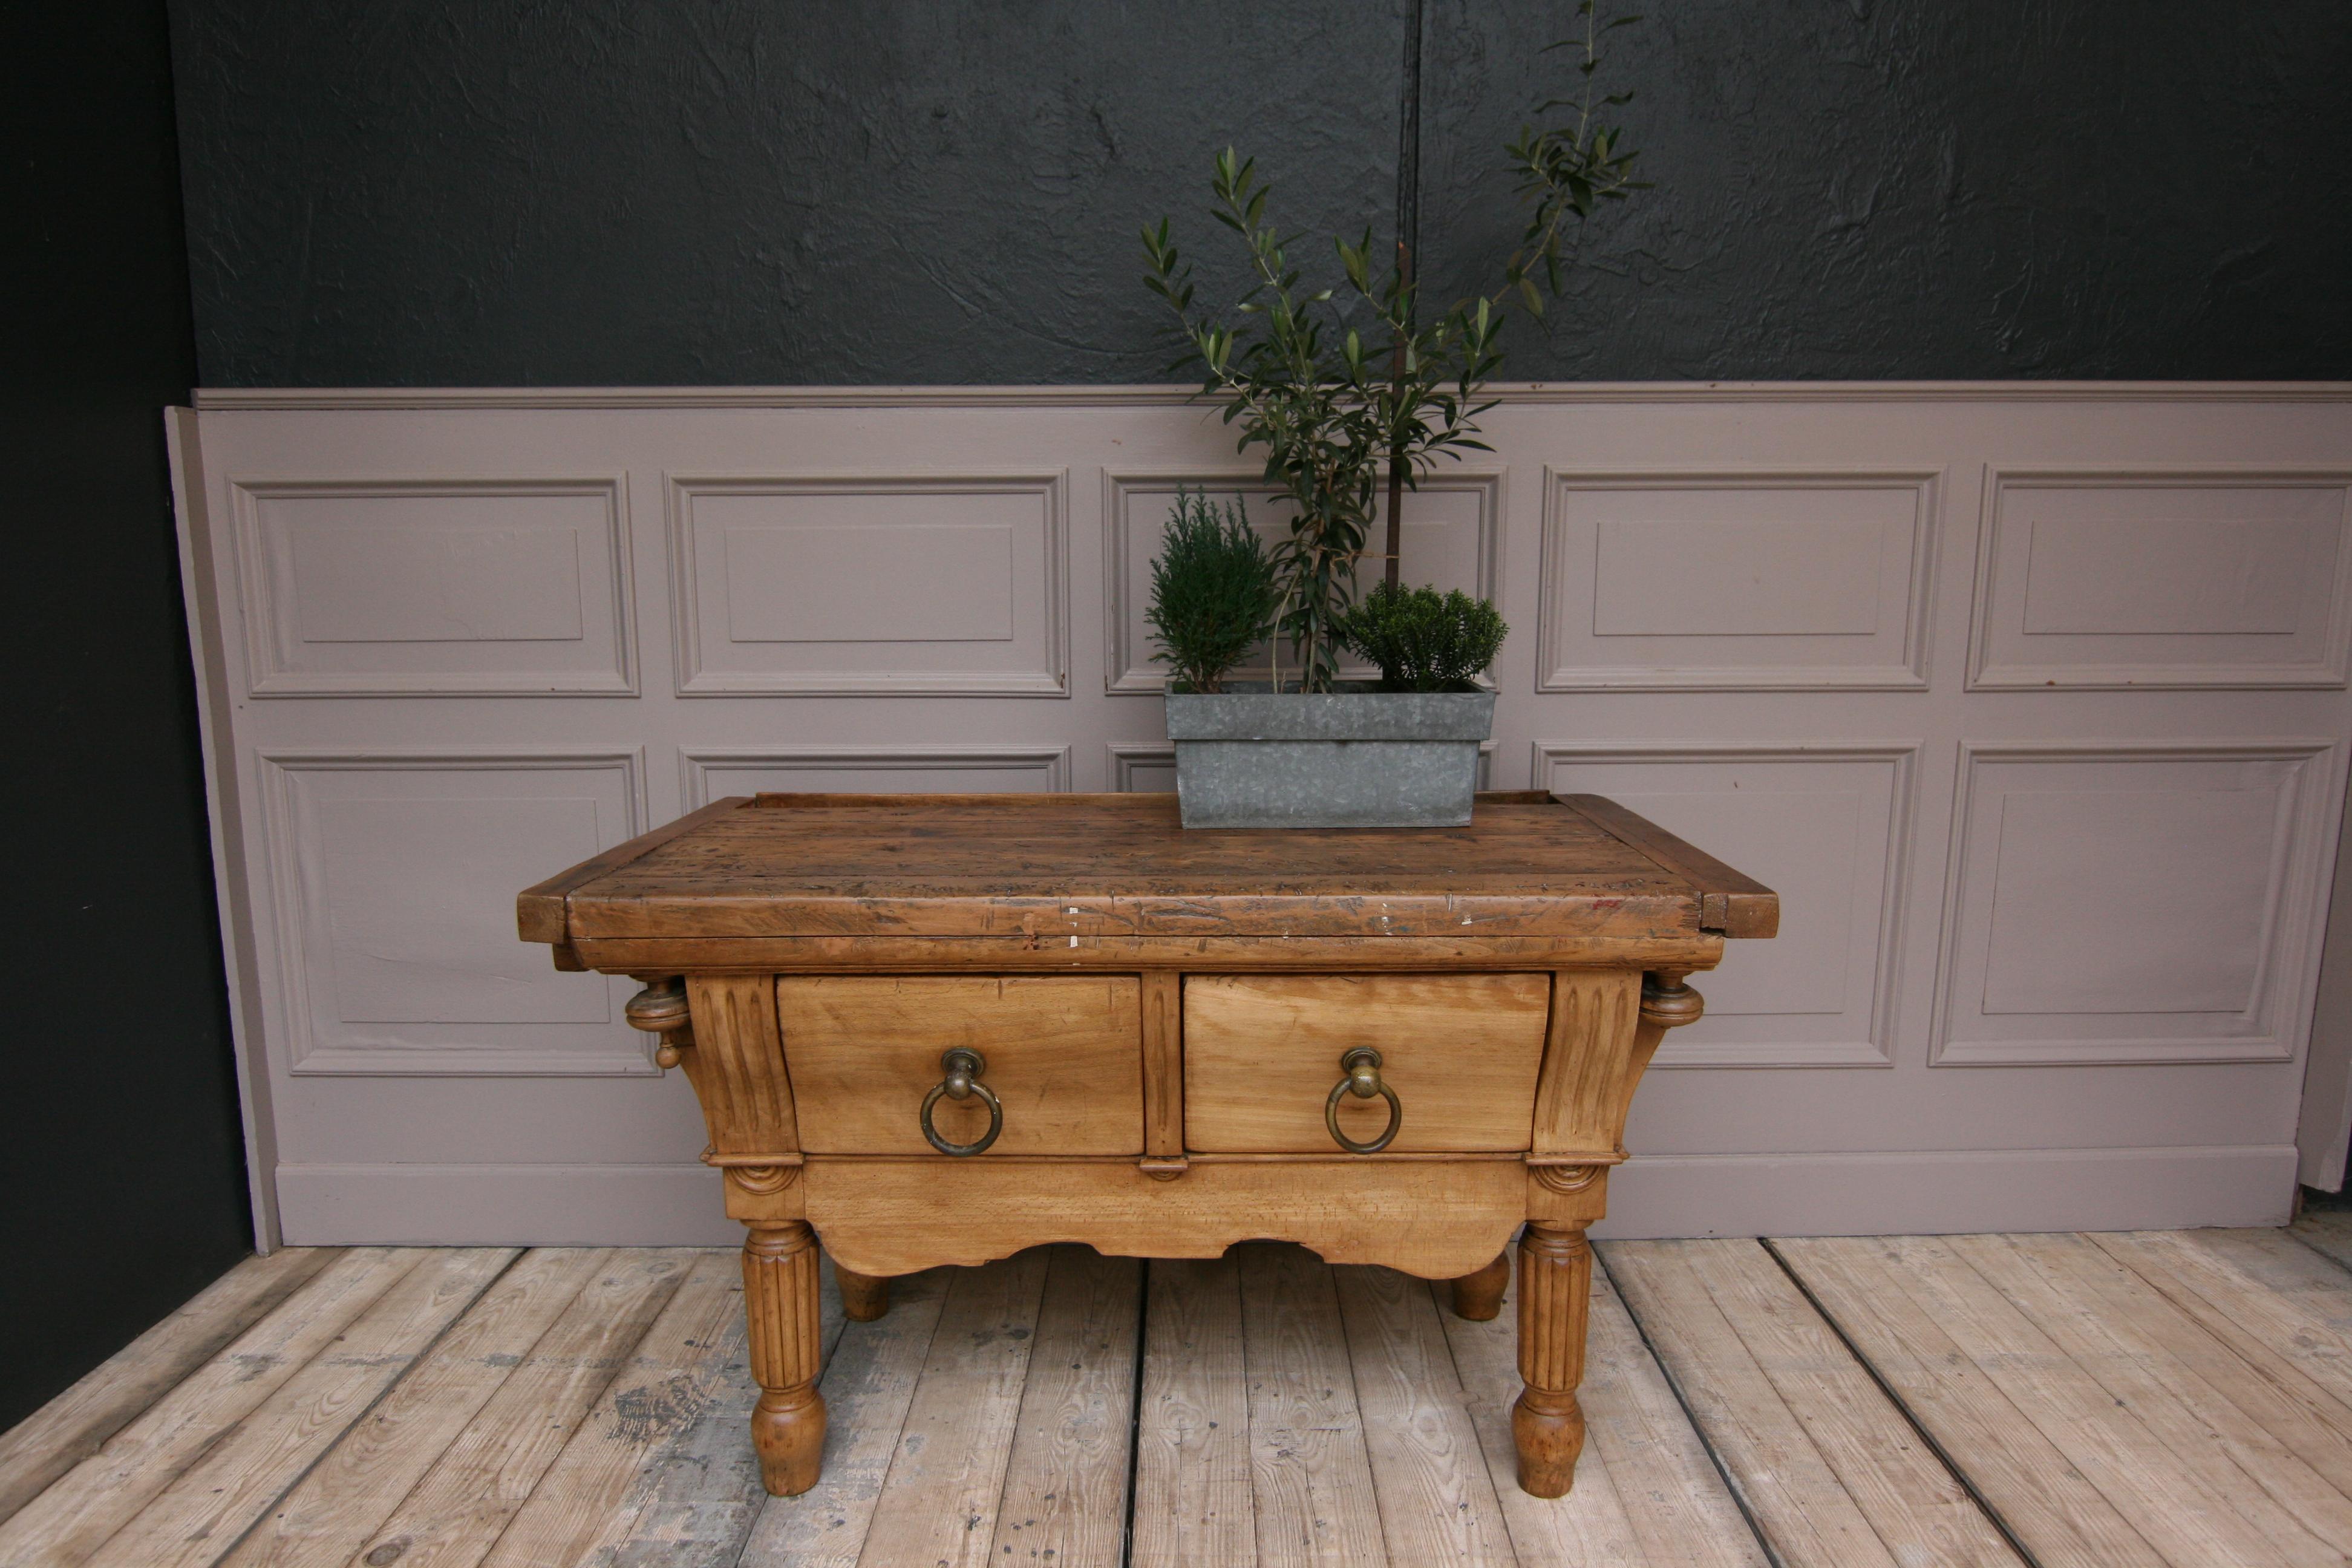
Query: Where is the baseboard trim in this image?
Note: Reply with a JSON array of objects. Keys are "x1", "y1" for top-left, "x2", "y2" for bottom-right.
[
  {"x1": 278, "y1": 1144, "x2": 2298, "y2": 1246},
  {"x1": 275, "y1": 1163, "x2": 737, "y2": 1246},
  {"x1": 1592, "y1": 1143, "x2": 2299, "y2": 1240}
]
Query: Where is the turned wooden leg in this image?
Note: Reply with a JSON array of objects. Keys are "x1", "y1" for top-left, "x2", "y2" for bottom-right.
[
  {"x1": 743, "y1": 1221, "x2": 827, "y2": 1496},
  {"x1": 835, "y1": 1261, "x2": 890, "y2": 1322},
  {"x1": 1451, "y1": 1252, "x2": 1511, "y2": 1321},
  {"x1": 1512, "y1": 1223, "x2": 1592, "y2": 1497}
]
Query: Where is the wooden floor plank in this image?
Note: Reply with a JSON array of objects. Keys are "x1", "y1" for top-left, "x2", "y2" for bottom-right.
[
  {"x1": 1452, "y1": 1256, "x2": 1771, "y2": 1568},
  {"x1": 986, "y1": 1247, "x2": 1144, "y2": 1568},
  {"x1": 0, "y1": 1248, "x2": 342, "y2": 1528},
  {"x1": 1676, "y1": 1242, "x2": 2023, "y2": 1567},
  {"x1": 575, "y1": 1251, "x2": 846, "y2": 1568},
  {"x1": 1238, "y1": 1243, "x2": 1388, "y2": 1568},
  {"x1": 338, "y1": 1249, "x2": 696, "y2": 1568},
  {"x1": 1775, "y1": 1236, "x2": 2167, "y2": 1568},
  {"x1": 2004, "y1": 1233, "x2": 2352, "y2": 1492},
  {"x1": 1861, "y1": 1234, "x2": 2320, "y2": 1567},
  {"x1": 738, "y1": 1265, "x2": 952, "y2": 1568},
  {"x1": 1959, "y1": 1233, "x2": 2352, "y2": 1558},
  {"x1": 1130, "y1": 1255, "x2": 1256, "y2": 1568},
  {"x1": 215, "y1": 1247, "x2": 620, "y2": 1568},
  {"x1": 1577, "y1": 1262, "x2": 1777, "y2": 1568},
  {"x1": 2117, "y1": 1227, "x2": 2352, "y2": 1342},
  {"x1": 85, "y1": 1248, "x2": 520, "y2": 1568},
  {"x1": 1334, "y1": 1265, "x2": 1516, "y2": 1566},
  {"x1": 1604, "y1": 1240, "x2": 1919, "y2": 1568},
  {"x1": 475, "y1": 1251, "x2": 746, "y2": 1568},
  {"x1": 22, "y1": 1226, "x2": 2352, "y2": 1567},
  {"x1": 2097, "y1": 1231, "x2": 2352, "y2": 1423},
  {"x1": 848, "y1": 1247, "x2": 1053, "y2": 1568},
  {"x1": 2291, "y1": 1208, "x2": 2352, "y2": 1273},
  {"x1": 0, "y1": 1247, "x2": 426, "y2": 1567}
]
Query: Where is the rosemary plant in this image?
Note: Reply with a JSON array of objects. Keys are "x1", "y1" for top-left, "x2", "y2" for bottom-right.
[{"x1": 1146, "y1": 491, "x2": 1281, "y2": 693}]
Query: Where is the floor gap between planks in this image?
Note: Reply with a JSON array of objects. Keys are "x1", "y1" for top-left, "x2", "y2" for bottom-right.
[{"x1": 8, "y1": 1224, "x2": 2352, "y2": 1566}]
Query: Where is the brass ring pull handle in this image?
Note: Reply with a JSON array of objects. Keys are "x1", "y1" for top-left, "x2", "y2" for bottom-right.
[
  {"x1": 1324, "y1": 1047, "x2": 1402, "y2": 1154},
  {"x1": 920, "y1": 1048, "x2": 1003, "y2": 1157}
]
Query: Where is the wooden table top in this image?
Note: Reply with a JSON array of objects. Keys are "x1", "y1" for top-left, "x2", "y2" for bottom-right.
[{"x1": 518, "y1": 791, "x2": 1777, "y2": 946}]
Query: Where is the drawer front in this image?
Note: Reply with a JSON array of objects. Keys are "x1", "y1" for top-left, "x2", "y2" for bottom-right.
[
  {"x1": 779, "y1": 976, "x2": 1143, "y2": 1155},
  {"x1": 1183, "y1": 973, "x2": 1552, "y2": 1153}
]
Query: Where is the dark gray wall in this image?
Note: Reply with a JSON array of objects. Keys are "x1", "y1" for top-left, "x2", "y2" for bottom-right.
[
  {"x1": 0, "y1": 3, "x2": 252, "y2": 1429},
  {"x1": 170, "y1": 0, "x2": 2352, "y2": 387},
  {"x1": 1417, "y1": 2, "x2": 2352, "y2": 380}
]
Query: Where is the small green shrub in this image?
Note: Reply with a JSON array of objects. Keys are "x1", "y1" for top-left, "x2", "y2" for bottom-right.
[
  {"x1": 1334, "y1": 583, "x2": 1507, "y2": 693},
  {"x1": 1147, "y1": 491, "x2": 1281, "y2": 693}
]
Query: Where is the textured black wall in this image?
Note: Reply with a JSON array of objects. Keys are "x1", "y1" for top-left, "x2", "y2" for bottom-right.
[
  {"x1": 0, "y1": 4, "x2": 252, "y2": 1429},
  {"x1": 170, "y1": 0, "x2": 2351, "y2": 387}
]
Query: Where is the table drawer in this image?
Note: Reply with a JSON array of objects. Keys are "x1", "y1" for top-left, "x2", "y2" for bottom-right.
[
  {"x1": 778, "y1": 976, "x2": 1143, "y2": 1155},
  {"x1": 1183, "y1": 973, "x2": 1552, "y2": 1153}
]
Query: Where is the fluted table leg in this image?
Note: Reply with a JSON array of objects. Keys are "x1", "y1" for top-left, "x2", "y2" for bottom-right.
[
  {"x1": 1512, "y1": 1222, "x2": 1591, "y2": 1497},
  {"x1": 743, "y1": 1221, "x2": 826, "y2": 1495}
]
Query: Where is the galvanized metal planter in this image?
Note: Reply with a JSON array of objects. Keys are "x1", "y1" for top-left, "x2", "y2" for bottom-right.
[{"x1": 1164, "y1": 687, "x2": 1496, "y2": 829}]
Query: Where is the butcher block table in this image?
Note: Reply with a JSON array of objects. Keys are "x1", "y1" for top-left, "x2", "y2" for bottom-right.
[{"x1": 516, "y1": 790, "x2": 1776, "y2": 1498}]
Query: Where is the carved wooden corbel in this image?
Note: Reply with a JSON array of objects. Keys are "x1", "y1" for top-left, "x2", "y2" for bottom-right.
[{"x1": 625, "y1": 976, "x2": 694, "y2": 1067}]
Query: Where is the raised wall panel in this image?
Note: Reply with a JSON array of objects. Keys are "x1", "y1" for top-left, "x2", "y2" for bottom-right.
[
  {"x1": 1534, "y1": 743, "x2": 1918, "y2": 1066},
  {"x1": 1968, "y1": 469, "x2": 2352, "y2": 689},
  {"x1": 1538, "y1": 470, "x2": 1937, "y2": 690},
  {"x1": 1108, "y1": 742, "x2": 1178, "y2": 793},
  {"x1": 259, "y1": 750, "x2": 648, "y2": 1075},
  {"x1": 670, "y1": 473, "x2": 1068, "y2": 694},
  {"x1": 1933, "y1": 742, "x2": 2341, "y2": 1065},
  {"x1": 681, "y1": 745, "x2": 1072, "y2": 808},
  {"x1": 1103, "y1": 470, "x2": 1500, "y2": 693},
  {"x1": 233, "y1": 477, "x2": 634, "y2": 696}
]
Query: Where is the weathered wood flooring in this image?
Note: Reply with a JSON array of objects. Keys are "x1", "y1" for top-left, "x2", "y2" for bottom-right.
[{"x1": 10, "y1": 1214, "x2": 2352, "y2": 1566}]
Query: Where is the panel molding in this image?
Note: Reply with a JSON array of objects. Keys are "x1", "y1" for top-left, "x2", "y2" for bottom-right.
[
  {"x1": 1930, "y1": 738, "x2": 2344, "y2": 1065},
  {"x1": 680, "y1": 743, "x2": 1074, "y2": 809},
  {"x1": 1107, "y1": 741, "x2": 1176, "y2": 792},
  {"x1": 229, "y1": 474, "x2": 636, "y2": 697},
  {"x1": 1537, "y1": 467, "x2": 1940, "y2": 691},
  {"x1": 1534, "y1": 740, "x2": 1919, "y2": 1067},
  {"x1": 1102, "y1": 468, "x2": 1501, "y2": 694},
  {"x1": 1967, "y1": 465, "x2": 2352, "y2": 690},
  {"x1": 667, "y1": 471, "x2": 1069, "y2": 696},
  {"x1": 257, "y1": 746, "x2": 650, "y2": 1077}
]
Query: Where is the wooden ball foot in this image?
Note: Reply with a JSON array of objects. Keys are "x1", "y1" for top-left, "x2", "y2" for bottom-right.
[
  {"x1": 1450, "y1": 1252, "x2": 1511, "y2": 1321},
  {"x1": 836, "y1": 1264, "x2": 890, "y2": 1322},
  {"x1": 751, "y1": 1384, "x2": 826, "y2": 1496},
  {"x1": 1511, "y1": 1385, "x2": 1587, "y2": 1498}
]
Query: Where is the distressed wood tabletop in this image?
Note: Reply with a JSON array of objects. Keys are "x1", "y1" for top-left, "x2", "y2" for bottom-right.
[{"x1": 518, "y1": 791, "x2": 1779, "y2": 950}]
